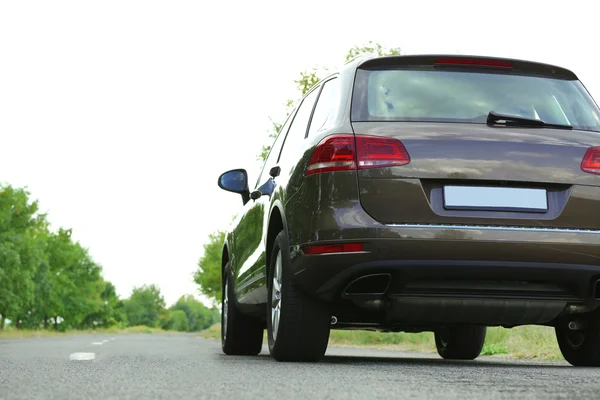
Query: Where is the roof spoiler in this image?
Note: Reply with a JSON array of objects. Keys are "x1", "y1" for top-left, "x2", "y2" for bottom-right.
[{"x1": 357, "y1": 55, "x2": 578, "y2": 80}]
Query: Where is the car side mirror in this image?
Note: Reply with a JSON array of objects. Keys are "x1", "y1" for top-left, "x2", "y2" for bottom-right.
[{"x1": 218, "y1": 169, "x2": 250, "y2": 204}]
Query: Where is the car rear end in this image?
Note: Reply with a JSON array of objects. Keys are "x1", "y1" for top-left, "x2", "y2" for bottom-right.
[{"x1": 288, "y1": 55, "x2": 600, "y2": 329}]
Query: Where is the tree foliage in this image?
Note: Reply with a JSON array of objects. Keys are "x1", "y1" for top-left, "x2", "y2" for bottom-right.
[
  {"x1": 168, "y1": 295, "x2": 217, "y2": 331},
  {"x1": 123, "y1": 284, "x2": 166, "y2": 328},
  {"x1": 345, "y1": 40, "x2": 401, "y2": 62},
  {"x1": 0, "y1": 184, "x2": 124, "y2": 331},
  {"x1": 167, "y1": 310, "x2": 189, "y2": 332},
  {"x1": 0, "y1": 183, "x2": 216, "y2": 333},
  {"x1": 0, "y1": 185, "x2": 42, "y2": 328},
  {"x1": 193, "y1": 231, "x2": 225, "y2": 304}
]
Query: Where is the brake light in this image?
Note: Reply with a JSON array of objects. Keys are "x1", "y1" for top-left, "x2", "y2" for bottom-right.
[
  {"x1": 356, "y1": 136, "x2": 410, "y2": 169},
  {"x1": 306, "y1": 135, "x2": 410, "y2": 176},
  {"x1": 305, "y1": 135, "x2": 356, "y2": 176},
  {"x1": 582, "y1": 147, "x2": 600, "y2": 175},
  {"x1": 435, "y1": 58, "x2": 513, "y2": 68},
  {"x1": 302, "y1": 243, "x2": 363, "y2": 255}
]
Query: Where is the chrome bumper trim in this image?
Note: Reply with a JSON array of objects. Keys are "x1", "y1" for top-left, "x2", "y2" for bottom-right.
[{"x1": 387, "y1": 224, "x2": 600, "y2": 234}]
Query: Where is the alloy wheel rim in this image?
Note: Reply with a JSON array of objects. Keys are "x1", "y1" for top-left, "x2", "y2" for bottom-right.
[
  {"x1": 223, "y1": 280, "x2": 228, "y2": 341},
  {"x1": 271, "y1": 250, "x2": 283, "y2": 340}
]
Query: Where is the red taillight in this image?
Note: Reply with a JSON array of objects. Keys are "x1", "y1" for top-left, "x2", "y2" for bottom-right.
[
  {"x1": 435, "y1": 58, "x2": 513, "y2": 68},
  {"x1": 305, "y1": 135, "x2": 356, "y2": 176},
  {"x1": 356, "y1": 136, "x2": 410, "y2": 169},
  {"x1": 582, "y1": 147, "x2": 600, "y2": 175},
  {"x1": 302, "y1": 243, "x2": 363, "y2": 255},
  {"x1": 305, "y1": 135, "x2": 410, "y2": 176}
]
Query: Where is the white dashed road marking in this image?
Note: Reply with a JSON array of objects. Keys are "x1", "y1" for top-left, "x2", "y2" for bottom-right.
[
  {"x1": 92, "y1": 342, "x2": 104, "y2": 345},
  {"x1": 69, "y1": 352, "x2": 95, "y2": 361}
]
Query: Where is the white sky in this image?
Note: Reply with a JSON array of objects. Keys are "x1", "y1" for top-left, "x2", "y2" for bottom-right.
[{"x1": 1, "y1": 0, "x2": 599, "y2": 306}]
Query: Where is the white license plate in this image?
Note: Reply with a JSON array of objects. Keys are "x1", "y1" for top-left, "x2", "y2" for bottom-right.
[{"x1": 443, "y1": 186, "x2": 548, "y2": 212}]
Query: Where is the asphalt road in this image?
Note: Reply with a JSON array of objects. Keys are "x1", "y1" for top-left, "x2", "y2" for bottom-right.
[{"x1": 1, "y1": 333, "x2": 599, "y2": 400}]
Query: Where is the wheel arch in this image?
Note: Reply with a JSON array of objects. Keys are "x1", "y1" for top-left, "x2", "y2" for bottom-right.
[
  {"x1": 266, "y1": 201, "x2": 287, "y2": 280},
  {"x1": 222, "y1": 239, "x2": 230, "y2": 278}
]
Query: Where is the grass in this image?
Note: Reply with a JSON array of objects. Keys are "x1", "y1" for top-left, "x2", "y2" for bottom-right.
[
  {"x1": 200, "y1": 323, "x2": 221, "y2": 340},
  {"x1": 200, "y1": 323, "x2": 564, "y2": 360},
  {"x1": 0, "y1": 325, "x2": 170, "y2": 339}
]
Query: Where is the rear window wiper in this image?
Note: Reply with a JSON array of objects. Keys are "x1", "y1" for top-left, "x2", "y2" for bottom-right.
[{"x1": 487, "y1": 111, "x2": 573, "y2": 130}]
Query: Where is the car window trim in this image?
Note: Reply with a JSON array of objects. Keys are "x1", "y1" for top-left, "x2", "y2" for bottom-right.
[
  {"x1": 306, "y1": 76, "x2": 340, "y2": 138},
  {"x1": 254, "y1": 108, "x2": 298, "y2": 189},
  {"x1": 276, "y1": 84, "x2": 322, "y2": 164}
]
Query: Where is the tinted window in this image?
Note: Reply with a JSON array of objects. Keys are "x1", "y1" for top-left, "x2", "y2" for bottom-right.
[
  {"x1": 278, "y1": 87, "x2": 320, "y2": 163},
  {"x1": 352, "y1": 69, "x2": 600, "y2": 132},
  {"x1": 255, "y1": 109, "x2": 297, "y2": 187},
  {"x1": 308, "y1": 78, "x2": 339, "y2": 136}
]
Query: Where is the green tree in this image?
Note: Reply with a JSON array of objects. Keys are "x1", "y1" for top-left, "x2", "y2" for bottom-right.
[
  {"x1": 41, "y1": 228, "x2": 106, "y2": 331},
  {"x1": 101, "y1": 281, "x2": 127, "y2": 327},
  {"x1": 79, "y1": 281, "x2": 125, "y2": 329},
  {"x1": 166, "y1": 310, "x2": 189, "y2": 332},
  {"x1": 0, "y1": 185, "x2": 47, "y2": 329},
  {"x1": 344, "y1": 40, "x2": 401, "y2": 62},
  {"x1": 123, "y1": 284, "x2": 166, "y2": 328},
  {"x1": 0, "y1": 183, "x2": 125, "y2": 331},
  {"x1": 170, "y1": 294, "x2": 215, "y2": 331},
  {"x1": 193, "y1": 231, "x2": 225, "y2": 304}
]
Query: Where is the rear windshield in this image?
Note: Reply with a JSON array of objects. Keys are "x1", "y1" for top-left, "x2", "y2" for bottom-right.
[{"x1": 351, "y1": 68, "x2": 600, "y2": 132}]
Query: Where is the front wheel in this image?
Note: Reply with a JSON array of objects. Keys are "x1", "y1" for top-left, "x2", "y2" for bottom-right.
[
  {"x1": 556, "y1": 307, "x2": 600, "y2": 366},
  {"x1": 266, "y1": 231, "x2": 331, "y2": 362},
  {"x1": 435, "y1": 325, "x2": 486, "y2": 360}
]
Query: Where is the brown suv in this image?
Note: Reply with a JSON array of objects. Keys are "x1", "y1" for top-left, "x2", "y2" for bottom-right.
[{"x1": 217, "y1": 54, "x2": 600, "y2": 366}]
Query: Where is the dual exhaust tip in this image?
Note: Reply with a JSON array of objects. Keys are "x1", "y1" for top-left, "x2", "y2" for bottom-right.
[
  {"x1": 342, "y1": 276, "x2": 600, "y2": 300},
  {"x1": 335, "y1": 277, "x2": 600, "y2": 325}
]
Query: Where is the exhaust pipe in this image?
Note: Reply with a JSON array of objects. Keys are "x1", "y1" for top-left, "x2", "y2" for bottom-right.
[
  {"x1": 568, "y1": 320, "x2": 587, "y2": 331},
  {"x1": 331, "y1": 316, "x2": 338, "y2": 325},
  {"x1": 343, "y1": 273, "x2": 391, "y2": 296}
]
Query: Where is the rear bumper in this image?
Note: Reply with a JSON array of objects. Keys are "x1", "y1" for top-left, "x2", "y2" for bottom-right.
[
  {"x1": 285, "y1": 173, "x2": 600, "y2": 326},
  {"x1": 291, "y1": 224, "x2": 600, "y2": 308}
]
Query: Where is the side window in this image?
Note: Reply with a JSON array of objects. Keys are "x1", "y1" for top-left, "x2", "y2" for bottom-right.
[
  {"x1": 278, "y1": 87, "x2": 320, "y2": 163},
  {"x1": 308, "y1": 78, "x2": 339, "y2": 136},
  {"x1": 255, "y1": 109, "x2": 297, "y2": 187}
]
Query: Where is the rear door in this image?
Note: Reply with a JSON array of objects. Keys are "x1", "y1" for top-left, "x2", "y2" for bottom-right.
[{"x1": 350, "y1": 56, "x2": 600, "y2": 229}]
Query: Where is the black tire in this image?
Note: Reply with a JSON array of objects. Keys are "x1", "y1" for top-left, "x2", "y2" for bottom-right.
[
  {"x1": 435, "y1": 326, "x2": 486, "y2": 360},
  {"x1": 556, "y1": 307, "x2": 600, "y2": 366},
  {"x1": 221, "y1": 264, "x2": 263, "y2": 355},
  {"x1": 266, "y1": 231, "x2": 331, "y2": 362}
]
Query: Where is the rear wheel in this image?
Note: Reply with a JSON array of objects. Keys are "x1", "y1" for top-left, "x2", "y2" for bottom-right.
[
  {"x1": 267, "y1": 231, "x2": 331, "y2": 362},
  {"x1": 221, "y1": 264, "x2": 263, "y2": 355},
  {"x1": 556, "y1": 307, "x2": 600, "y2": 366},
  {"x1": 435, "y1": 326, "x2": 486, "y2": 360}
]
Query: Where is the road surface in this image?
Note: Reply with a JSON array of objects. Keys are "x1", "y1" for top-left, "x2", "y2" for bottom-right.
[{"x1": 1, "y1": 333, "x2": 598, "y2": 399}]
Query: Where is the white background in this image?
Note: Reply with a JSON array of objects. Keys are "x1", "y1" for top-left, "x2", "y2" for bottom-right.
[{"x1": 1, "y1": 0, "x2": 599, "y2": 305}]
